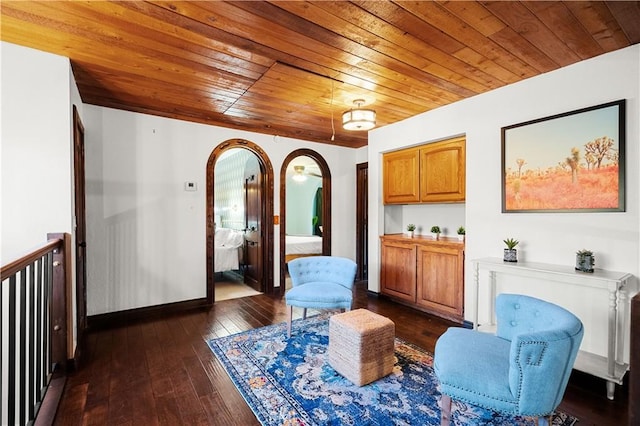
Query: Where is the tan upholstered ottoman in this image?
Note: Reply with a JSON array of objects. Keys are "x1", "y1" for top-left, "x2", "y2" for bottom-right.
[{"x1": 328, "y1": 309, "x2": 396, "y2": 386}]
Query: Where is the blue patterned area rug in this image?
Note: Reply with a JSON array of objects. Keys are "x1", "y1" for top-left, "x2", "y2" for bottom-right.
[{"x1": 207, "y1": 315, "x2": 577, "y2": 426}]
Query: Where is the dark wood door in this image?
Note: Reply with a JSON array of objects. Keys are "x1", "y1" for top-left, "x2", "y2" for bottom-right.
[
  {"x1": 244, "y1": 155, "x2": 263, "y2": 291},
  {"x1": 73, "y1": 106, "x2": 87, "y2": 354},
  {"x1": 356, "y1": 162, "x2": 368, "y2": 280}
]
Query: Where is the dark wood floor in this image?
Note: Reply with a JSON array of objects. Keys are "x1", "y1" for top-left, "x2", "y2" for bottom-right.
[{"x1": 55, "y1": 282, "x2": 628, "y2": 425}]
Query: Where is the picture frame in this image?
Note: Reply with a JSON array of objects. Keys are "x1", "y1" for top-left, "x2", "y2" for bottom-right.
[{"x1": 501, "y1": 99, "x2": 625, "y2": 213}]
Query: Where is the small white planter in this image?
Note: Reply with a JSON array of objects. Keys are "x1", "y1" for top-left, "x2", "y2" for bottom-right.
[{"x1": 431, "y1": 232, "x2": 440, "y2": 240}]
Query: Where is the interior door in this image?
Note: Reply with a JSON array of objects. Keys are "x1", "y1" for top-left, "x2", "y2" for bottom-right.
[
  {"x1": 356, "y1": 162, "x2": 368, "y2": 280},
  {"x1": 73, "y1": 106, "x2": 87, "y2": 353},
  {"x1": 244, "y1": 155, "x2": 263, "y2": 291}
]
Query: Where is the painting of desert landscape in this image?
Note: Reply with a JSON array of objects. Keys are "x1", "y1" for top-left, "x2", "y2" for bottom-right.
[{"x1": 502, "y1": 100, "x2": 625, "y2": 213}]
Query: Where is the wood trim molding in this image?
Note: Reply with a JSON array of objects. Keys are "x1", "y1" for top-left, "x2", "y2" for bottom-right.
[{"x1": 87, "y1": 298, "x2": 210, "y2": 331}]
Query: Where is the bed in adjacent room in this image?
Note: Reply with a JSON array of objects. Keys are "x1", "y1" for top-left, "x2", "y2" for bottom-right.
[
  {"x1": 214, "y1": 228, "x2": 245, "y2": 272},
  {"x1": 285, "y1": 234, "x2": 322, "y2": 263}
]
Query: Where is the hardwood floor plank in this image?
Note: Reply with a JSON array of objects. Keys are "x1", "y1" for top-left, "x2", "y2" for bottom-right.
[{"x1": 54, "y1": 282, "x2": 628, "y2": 425}]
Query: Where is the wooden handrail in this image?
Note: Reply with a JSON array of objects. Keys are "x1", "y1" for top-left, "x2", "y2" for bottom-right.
[{"x1": 1, "y1": 238, "x2": 62, "y2": 278}]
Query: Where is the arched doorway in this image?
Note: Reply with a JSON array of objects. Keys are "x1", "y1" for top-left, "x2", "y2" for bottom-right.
[
  {"x1": 279, "y1": 149, "x2": 331, "y2": 294},
  {"x1": 206, "y1": 139, "x2": 274, "y2": 304}
]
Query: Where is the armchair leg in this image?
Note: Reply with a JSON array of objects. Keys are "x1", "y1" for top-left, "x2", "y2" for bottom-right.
[
  {"x1": 440, "y1": 394, "x2": 451, "y2": 426},
  {"x1": 302, "y1": 308, "x2": 307, "y2": 320},
  {"x1": 287, "y1": 305, "x2": 293, "y2": 338},
  {"x1": 535, "y1": 415, "x2": 551, "y2": 426}
]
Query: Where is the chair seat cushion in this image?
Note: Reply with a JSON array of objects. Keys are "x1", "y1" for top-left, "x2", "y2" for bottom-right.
[
  {"x1": 285, "y1": 282, "x2": 352, "y2": 309},
  {"x1": 434, "y1": 328, "x2": 517, "y2": 414}
]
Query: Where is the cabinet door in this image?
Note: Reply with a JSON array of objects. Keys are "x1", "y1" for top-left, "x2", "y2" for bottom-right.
[
  {"x1": 416, "y1": 244, "x2": 463, "y2": 321},
  {"x1": 420, "y1": 137, "x2": 465, "y2": 203},
  {"x1": 383, "y1": 147, "x2": 420, "y2": 204},
  {"x1": 380, "y1": 240, "x2": 416, "y2": 302}
]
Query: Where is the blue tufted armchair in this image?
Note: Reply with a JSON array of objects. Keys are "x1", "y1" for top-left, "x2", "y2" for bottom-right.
[
  {"x1": 285, "y1": 256, "x2": 357, "y2": 337},
  {"x1": 434, "y1": 294, "x2": 584, "y2": 426}
]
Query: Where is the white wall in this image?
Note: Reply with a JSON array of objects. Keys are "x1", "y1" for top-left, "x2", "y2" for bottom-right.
[
  {"x1": 1, "y1": 42, "x2": 76, "y2": 262},
  {"x1": 1, "y1": 42, "x2": 82, "y2": 365},
  {"x1": 369, "y1": 45, "x2": 640, "y2": 361},
  {"x1": 83, "y1": 106, "x2": 358, "y2": 315}
]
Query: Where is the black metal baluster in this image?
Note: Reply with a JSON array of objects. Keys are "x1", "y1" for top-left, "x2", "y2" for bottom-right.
[
  {"x1": 29, "y1": 261, "x2": 36, "y2": 422},
  {"x1": 45, "y1": 252, "x2": 53, "y2": 379},
  {"x1": 36, "y1": 257, "x2": 43, "y2": 403},
  {"x1": 8, "y1": 275, "x2": 16, "y2": 425},
  {"x1": 20, "y1": 267, "x2": 27, "y2": 425}
]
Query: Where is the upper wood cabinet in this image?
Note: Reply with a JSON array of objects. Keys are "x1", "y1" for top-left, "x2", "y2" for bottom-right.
[
  {"x1": 383, "y1": 147, "x2": 421, "y2": 204},
  {"x1": 420, "y1": 137, "x2": 465, "y2": 202},
  {"x1": 383, "y1": 136, "x2": 465, "y2": 204}
]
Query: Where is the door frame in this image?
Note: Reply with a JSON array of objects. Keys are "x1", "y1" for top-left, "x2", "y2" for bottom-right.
[
  {"x1": 206, "y1": 139, "x2": 274, "y2": 305},
  {"x1": 72, "y1": 105, "x2": 87, "y2": 362},
  {"x1": 279, "y1": 149, "x2": 331, "y2": 294}
]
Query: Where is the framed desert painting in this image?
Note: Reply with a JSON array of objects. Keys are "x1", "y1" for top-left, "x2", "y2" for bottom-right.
[{"x1": 501, "y1": 100, "x2": 625, "y2": 213}]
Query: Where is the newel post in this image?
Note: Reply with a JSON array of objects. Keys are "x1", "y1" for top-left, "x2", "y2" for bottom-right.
[{"x1": 47, "y1": 232, "x2": 71, "y2": 371}]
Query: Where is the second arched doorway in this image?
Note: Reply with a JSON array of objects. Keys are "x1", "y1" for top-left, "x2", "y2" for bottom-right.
[{"x1": 279, "y1": 149, "x2": 332, "y2": 294}]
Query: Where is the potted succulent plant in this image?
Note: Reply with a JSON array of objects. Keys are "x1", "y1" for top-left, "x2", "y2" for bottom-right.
[
  {"x1": 456, "y1": 226, "x2": 465, "y2": 241},
  {"x1": 406, "y1": 223, "x2": 416, "y2": 238},
  {"x1": 503, "y1": 238, "x2": 519, "y2": 262},
  {"x1": 430, "y1": 225, "x2": 441, "y2": 240},
  {"x1": 575, "y1": 249, "x2": 595, "y2": 273}
]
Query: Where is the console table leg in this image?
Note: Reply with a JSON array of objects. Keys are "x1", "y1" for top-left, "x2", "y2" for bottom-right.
[{"x1": 606, "y1": 381, "x2": 615, "y2": 400}]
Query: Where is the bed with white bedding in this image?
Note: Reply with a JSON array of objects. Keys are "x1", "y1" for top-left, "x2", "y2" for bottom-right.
[
  {"x1": 285, "y1": 235, "x2": 322, "y2": 262},
  {"x1": 214, "y1": 228, "x2": 245, "y2": 272}
]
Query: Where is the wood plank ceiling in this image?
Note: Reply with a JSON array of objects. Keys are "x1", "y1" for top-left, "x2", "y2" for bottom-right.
[{"x1": 2, "y1": 1, "x2": 639, "y2": 148}]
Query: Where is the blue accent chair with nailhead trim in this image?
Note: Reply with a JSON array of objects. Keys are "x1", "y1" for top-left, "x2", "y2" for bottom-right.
[
  {"x1": 434, "y1": 294, "x2": 584, "y2": 426},
  {"x1": 285, "y1": 256, "x2": 357, "y2": 337}
]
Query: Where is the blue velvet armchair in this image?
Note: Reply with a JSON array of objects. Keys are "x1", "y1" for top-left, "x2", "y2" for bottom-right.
[
  {"x1": 434, "y1": 294, "x2": 584, "y2": 425},
  {"x1": 285, "y1": 256, "x2": 357, "y2": 337}
]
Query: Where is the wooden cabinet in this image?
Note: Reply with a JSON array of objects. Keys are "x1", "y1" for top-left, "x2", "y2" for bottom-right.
[
  {"x1": 382, "y1": 147, "x2": 420, "y2": 204},
  {"x1": 383, "y1": 136, "x2": 465, "y2": 204},
  {"x1": 380, "y1": 239, "x2": 417, "y2": 302},
  {"x1": 380, "y1": 234, "x2": 464, "y2": 322},
  {"x1": 420, "y1": 137, "x2": 465, "y2": 202}
]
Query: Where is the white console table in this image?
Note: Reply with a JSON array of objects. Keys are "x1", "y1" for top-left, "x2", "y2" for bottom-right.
[{"x1": 472, "y1": 257, "x2": 632, "y2": 400}]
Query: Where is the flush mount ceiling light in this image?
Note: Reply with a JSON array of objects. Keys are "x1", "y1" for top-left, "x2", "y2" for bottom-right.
[
  {"x1": 342, "y1": 99, "x2": 376, "y2": 131},
  {"x1": 292, "y1": 165, "x2": 307, "y2": 182}
]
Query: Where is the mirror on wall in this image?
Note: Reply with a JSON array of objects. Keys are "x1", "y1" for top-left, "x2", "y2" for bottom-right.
[{"x1": 280, "y1": 150, "x2": 331, "y2": 292}]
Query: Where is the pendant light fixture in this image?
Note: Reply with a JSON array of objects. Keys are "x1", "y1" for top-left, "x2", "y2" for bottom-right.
[
  {"x1": 342, "y1": 99, "x2": 376, "y2": 131},
  {"x1": 292, "y1": 165, "x2": 307, "y2": 182}
]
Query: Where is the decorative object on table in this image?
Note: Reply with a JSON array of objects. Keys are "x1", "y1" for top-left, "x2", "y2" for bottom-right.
[
  {"x1": 434, "y1": 294, "x2": 583, "y2": 426},
  {"x1": 430, "y1": 225, "x2": 441, "y2": 240},
  {"x1": 501, "y1": 99, "x2": 625, "y2": 213},
  {"x1": 457, "y1": 226, "x2": 466, "y2": 241},
  {"x1": 406, "y1": 223, "x2": 416, "y2": 238},
  {"x1": 503, "y1": 238, "x2": 519, "y2": 262},
  {"x1": 207, "y1": 315, "x2": 578, "y2": 426},
  {"x1": 575, "y1": 249, "x2": 595, "y2": 273}
]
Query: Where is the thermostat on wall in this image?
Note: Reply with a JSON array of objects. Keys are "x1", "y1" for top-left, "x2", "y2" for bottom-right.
[{"x1": 184, "y1": 182, "x2": 197, "y2": 191}]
